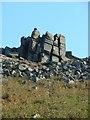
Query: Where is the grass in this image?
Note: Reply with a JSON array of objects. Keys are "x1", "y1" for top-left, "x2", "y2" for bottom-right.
[{"x1": 1, "y1": 76, "x2": 89, "y2": 119}]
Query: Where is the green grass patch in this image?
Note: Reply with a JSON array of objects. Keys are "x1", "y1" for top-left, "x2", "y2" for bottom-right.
[{"x1": 1, "y1": 77, "x2": 89, "y2": 118}]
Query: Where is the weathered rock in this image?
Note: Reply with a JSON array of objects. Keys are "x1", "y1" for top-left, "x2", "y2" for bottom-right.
[
  {"x1": 21, "y1": 80, "x2": 26, "y2": 84},
  {"x1": 60, "y1": 35, "x2": 66, "y2": 44},
  {"x1": 42, "y1": 54, "x2": 50, "y2": 63},
  {"x1": 52, "y1": 56, "x2": 59, "y2": 63},
  {"x1": 2, "y1": 93, "x2": 9, "y2": 100},
  {"x1": 18, "y1": 64, "x2": 27, "y2": 71},
  {"x1": 31, "y1": 28, "x2": 40, "y2": 39},
  {"x1": 28, "y1": 29, "x2": 42, "y2": 62},
  {"x1": 66, "y1": 71, "x2": 70, "y2": 76},
  {"x1": 30, "y1": 76, "x2": 36, "y2": 82},
  {"x1": 44, "y1": 43, "x2": 52, "y2": 54},
  {"x1": 19, "y1": 36, "x2": 30, "y2": 59},
  {"x1": 28, "y1": 67, "x2": 33, "y2": 72},
  {"x1": 32, "y1": 114, "x2": 41, "y2": 118},
  {"x1": 3, "y1": 69, "x2": 10, "y2": 76},
  {"x1": 32, "y1": 86, "x2": 38, "y2": 90},
  {"x1": 11, "y1": 70, "x2": 16, "y2": 76},
  {"x1": 4, "y1": 47, "x2": 12, "y2": 57},
  {"x1": 19, "y1": 71, "x2": 23, "y2": 77},
  {"x1": 62, "y1": 65, "x2": 68, "y2": 71},
  {"x1": 44, "y1": 31, "x2": 54, "y2": 40},
  {"x1": 68, "y1": 80, "x2": 74, "y2": 84}
]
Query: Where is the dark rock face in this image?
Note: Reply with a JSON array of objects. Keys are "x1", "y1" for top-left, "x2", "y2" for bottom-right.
[
  {"x1": 19, "y1": 28, "x2": 66, "y2": 63},
  {"x1": 3, "y1": 47, "x2": 19, "y2": 58},
  {"x1": 19, "y1": 36, "x2": 30, "y2": 59}
]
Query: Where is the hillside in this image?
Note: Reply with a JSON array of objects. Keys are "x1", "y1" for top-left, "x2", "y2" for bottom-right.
[
  {"x1": 0, "y1": 54, "x2": 90, "y2": 119},
  {"x1": 1, "y1": 76, "x2": 89, "y2": 119}
]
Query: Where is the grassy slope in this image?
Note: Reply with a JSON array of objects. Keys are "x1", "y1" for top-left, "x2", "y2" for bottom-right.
[{"x1": 1, "y1": 77, "x2": 89, "y2": 118}]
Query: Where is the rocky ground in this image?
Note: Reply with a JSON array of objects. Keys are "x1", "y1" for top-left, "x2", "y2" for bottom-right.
[{"x1": 0, "y1": 54, "x2": 90, "y2": 83}]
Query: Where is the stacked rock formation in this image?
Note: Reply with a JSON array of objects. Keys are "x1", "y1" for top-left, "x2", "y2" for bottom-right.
[
  {"x1": 19, "y1": 28, "x2": 66, "y2": 63},
  {"x1": 1, "y1": 28, "x2": 90, "y2": 83},
  {"x1": 28, "y1": 28, "x2": 42, "y2": 62},
  {"x1": 1, "y1": 28, "x2": 81, "y2": 63}
]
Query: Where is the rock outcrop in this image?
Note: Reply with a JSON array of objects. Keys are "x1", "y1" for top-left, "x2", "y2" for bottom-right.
[
  {"x1": 0, "y1": 28, "x2": 90, "y2": 83},
  {"x1": 20, "y1": 28, "x2": 66, "y2": 63},
  {"x1": 2, "y1": 28, "x2": 67, "y2": 63}
]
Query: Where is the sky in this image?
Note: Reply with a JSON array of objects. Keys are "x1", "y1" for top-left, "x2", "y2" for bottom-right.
[{"x1": 1, "y1": 1, "x2": 88, "y2": 58}]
